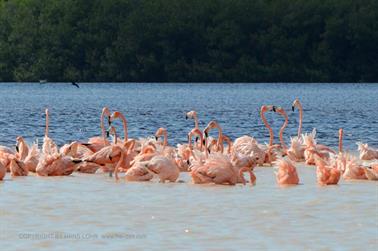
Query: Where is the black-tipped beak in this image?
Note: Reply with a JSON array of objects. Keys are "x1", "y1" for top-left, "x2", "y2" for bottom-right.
[
  {"x1": 202, "y1": 139, "x2": 206, "y2": 145},
  {"x1": 72, "y1": 159, "x2": 82, "y2": 164},
  {"x1": 186, "y1": 160, "x2": 190, "y2": 165},
  {"x1": 292, "y1": 106, "x2": 295, "y2": 112},
  {"x1": 207, "y1": 148, "x2": 211, "y2": 154},
  {"x1": 195, "y1": 137, "x2": 199, "y2": 142},
  {"x1": 106, "y1": 130, "x2": 110, "y2": 137},
  {"x1": 272, "y1": 106, "x2": 277, "y2": 112},
  {"x1": 204, "y1": 131, "x2": 208, "y2": 137},
  {"x1": 155, "y1": 136, "x2": 158, "y2": 141},
  {"x1": 185, "y1": 115, "x2": 188, "y2": 120},
  {"x1": 108, "y1": 116, "x2": 111, "y2": 126},
  {"x1": 15, "y1": 145, "x2": 19, "y2": 152}
]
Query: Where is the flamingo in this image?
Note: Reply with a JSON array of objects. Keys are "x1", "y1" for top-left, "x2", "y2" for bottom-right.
[
  {"x1": 356, "y1": 142, "x2": 378, "y2": 160},
  {"x1": 9, "y1": 157, "x2": 28, "y2": 176},
  {"x1": 0, "y1": 146, "x2": 15, "y2": 172},
  {"x1": 274, "y1": 158, "x2": 300, "y2": 185},
  {"x1": 36, "y1": 109, "x2": 81, "y2": 176},
  {"x1": 314, "y1": 129, "x2": 342, "y2": 186},
  {"x1": 273, "y1": 106, "x2": 307, "y2": 163},
  {"x1": 141, "y1": 155, "x2": 180, "y2": 183},
  {"x1": 190, "y1": 121, "x2": 255, "y2": 185},
  {"x1": 123, "y1": 162, "x2": 153, "y2": 182},
  {"x1": 15, "y1": 136, "x2": 40, "y2": 172},
  {"x1": 86, "y1": 107, "x2": 111, "y2": 152},
  {"x1": 83, "y1": 126, "x2": 125, "y2": 173},
  {"x1": 364, "y1": 163, "x2": 378, "y2": 180}
]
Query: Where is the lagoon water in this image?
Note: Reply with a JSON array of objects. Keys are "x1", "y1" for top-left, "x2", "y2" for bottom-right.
[{"x1": 0, "y1": 83, "x2": 377, "y2": 250}]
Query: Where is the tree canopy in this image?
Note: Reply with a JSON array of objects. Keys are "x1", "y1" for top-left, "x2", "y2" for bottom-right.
[{"x1": 0, "y1": 0, "x2": 377, "y2": 82}]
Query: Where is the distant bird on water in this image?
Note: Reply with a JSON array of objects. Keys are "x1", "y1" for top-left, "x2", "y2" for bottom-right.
[
  {"x1": 71, "y1": 82, "x2": 80, "y2": 88},
  {"x1": 39, "y1": 80, "x2": 47, "y2": 84}
]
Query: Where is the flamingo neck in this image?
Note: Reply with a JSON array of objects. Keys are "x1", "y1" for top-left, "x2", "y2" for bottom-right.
[
  {"x1": 204, "y1": 137, "x2": 208, "y2": 159},
  {"x1": 215, "y1": 125, "x2": 224, "y2": 153},
  {"x1": 193, "y1": 114, "x2": 199, "y2": 129},
  {"x1": 261, "y1": 111, "x2": 274, "y2": 146},
  {"x1": 45, "y1": 109, "x2": 49, "y2": 138},
  {"x1": 279, "y1": 113, "x2": 289, "y2": 150},
  {"x1": 117, "y1": 113, "x2": 128, "y2": 142},
  {"x1": 297, "y1": 102, "x2": 303, "y2": 138},
  {"x1": 100, "y1": 110, "x2": 108, "y2": 145},
  {"x1": 162, "y1": 130, "x2": 168, "y2": 148},
  {"x1": 339, "y1": 130, "x2": 343, "y2": 153}
]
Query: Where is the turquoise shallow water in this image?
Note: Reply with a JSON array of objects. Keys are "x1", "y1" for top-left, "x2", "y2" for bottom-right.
[{"x1": 0, "y1": 83, "x2": 377, "y2": 250}]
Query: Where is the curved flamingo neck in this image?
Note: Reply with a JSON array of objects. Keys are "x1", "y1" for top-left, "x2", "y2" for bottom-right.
[
  {"x1": 339, "y1": 129, "x2": 343, "y2": 153},
  {"x1": 278, "y1": 111, "x2": 289, "y2": 150},
  {"x1": 204, "y1": 136, "x2": 208, "y2": 159},
  {"x1": 215, "y1": 125, "x2": 224, "y2": 153},
  {"x1": 117, "y1": 112, "x2": 128, "y2": 142},
  {"x1": 297, "y1": 102, "x2": 303, "y2": 138},
  {"x1": 162, "y1": 130, "x2": 168, "y2": 148},
  {"x1": 100, "y1": 109, "x2": 109, "y2": 145},
  {"x1": 45, "y1": 109, "x2": 49, "y2": 138},
  {"x1": 261, "y1": 110, "x2": 274, "y2": 146}
]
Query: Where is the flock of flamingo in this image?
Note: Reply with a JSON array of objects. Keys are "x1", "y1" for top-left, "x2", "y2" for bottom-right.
[{"x1": 0, "y1": 98, "x2": 377, "y2": 186}]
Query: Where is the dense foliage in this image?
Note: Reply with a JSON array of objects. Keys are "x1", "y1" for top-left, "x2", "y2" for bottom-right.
[{"x1": 0, "y1": 0, "x2": 377, "y2": 82}]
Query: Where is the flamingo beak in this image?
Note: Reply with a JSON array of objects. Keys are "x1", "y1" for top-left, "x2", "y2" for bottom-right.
[
  {"x1": 155, "y1": 136, "x2": 158, "y2": 141},
  {"x1": 108, "y1": 116, "x2": 111, "y2": 126},
  {"x1": 204, "y1": 131, "x2": 208, "y2": 137},
  {"x1": 202, "y1": 139, "x2": 206, "y2": 145},
  {"x1": 292, "y1": 106, "x2": 295, "y2": 112},
  {"x1": 195, "y1": 137, "x2": 199, "y2": 142},
  {"x1": 272, "y1": 106, "x2": 277, "y2": 112},
  {"x1": 15, "y1": 145, "x2": 19, "y2": 152},
  {"x1": 106, "y1": 130, "x2": 110, "y2": 137},
  {"x1": 185, "y1": 115, "x2": 188, "y2": 120},
  {"x1": 186, "y1": 160, "x2": 190, "y2": 165}
]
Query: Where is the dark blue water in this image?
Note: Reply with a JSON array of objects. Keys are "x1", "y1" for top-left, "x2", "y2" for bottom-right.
[{"x1": 0, "y1": 83, "x2": 377, "y2": 150}]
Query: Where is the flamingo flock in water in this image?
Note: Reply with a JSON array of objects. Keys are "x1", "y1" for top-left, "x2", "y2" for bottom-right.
[{"x1": 0, "y1": 98, "x2": 377, "y2": 186}]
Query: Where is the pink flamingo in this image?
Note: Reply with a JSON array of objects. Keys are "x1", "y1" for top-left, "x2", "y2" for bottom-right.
[
  {"x1": 123, "y1": 162, "x2": 153, "y2": 182},
  {"x1": 0, "y1": 144, "x2": 16, "y2": 171},
  {"x1": 364, "y1": 163, "x2": 378, "y2": 180},
  {"x1": 314, "y1": 130, "x2": 342, "y2": 186},
  {"x1": 87, "y1": 107, "x2": 111, "y2": 152},
  {"x1": 9, "y1": 157, "x2": 28, "y2": 176},
  {"x1": 15, "y1": 136, "x2": 39, "y2": 172},
  {"x1": 36, "y1": 109, "x2": 81, "y2": 176},
  {"x1": 273, "y1": 106, "x2": 306, "y2": 162},
  {"x1": 190, "y1": 121, "x2": 255, "y2": 185},
  {"x1": 356, "y1": 142, "x2": 378, "y2": 160},
  {"x1": 83, "y1": 126, "x2": 125, "y2": 173},
  {"x1": 141, "y1": 155, "x2": 180, "y2": 182},
  {"x1": 274, "y1": 158, "x2": 300, "y2": 185}
]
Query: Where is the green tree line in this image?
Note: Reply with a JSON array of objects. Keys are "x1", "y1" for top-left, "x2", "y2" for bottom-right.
[{"x1": 0, "y1": 0, "x2": 377, "y2": 82}]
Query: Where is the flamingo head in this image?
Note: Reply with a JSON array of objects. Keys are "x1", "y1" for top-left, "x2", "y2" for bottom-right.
[
  {"x1": 155, "y1": 127, "x2": 167, "y2": 141},
  {"x1": 292, "y1": 98, "x2": 301, "y2": 112},
  {"x1": 260, "y1": 105, "x2": 274, "y2": 113},
  {"x1": 185, "y1": 110, "x2": 197, "y2": 120}
]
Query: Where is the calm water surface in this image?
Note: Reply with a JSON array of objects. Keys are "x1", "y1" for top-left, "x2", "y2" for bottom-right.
[{"x1": 0, "y1": 83, "x2": 377, "y2": 250}]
